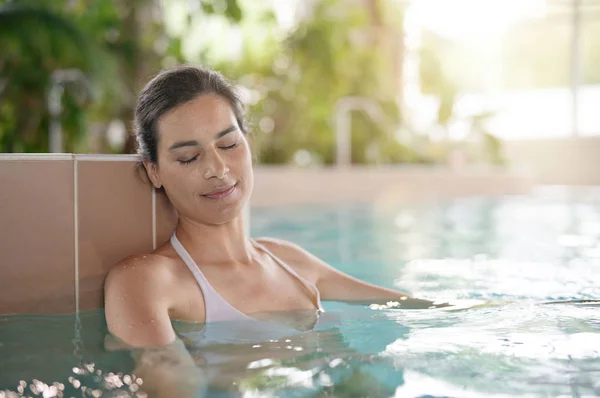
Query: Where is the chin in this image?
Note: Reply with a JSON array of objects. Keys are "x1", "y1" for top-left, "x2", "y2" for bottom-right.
[{"x1": 205, "y1": 199, "x2": 247, "y2": 226}]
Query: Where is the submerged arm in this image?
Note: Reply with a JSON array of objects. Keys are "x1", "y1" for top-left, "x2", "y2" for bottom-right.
[{"x1": 104, "y1": 256, "x2": 205, "y2": 397}]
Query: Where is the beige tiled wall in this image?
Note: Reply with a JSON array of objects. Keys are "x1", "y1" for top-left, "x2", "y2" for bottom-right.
[
  {"x1": 77, "y1": 158, "x2": 155, "y2": 311},
  {"x1": 0, "y1": 158, "x2": 76, "y2": 314},
  {"x1": 0, "y1": 155, "x2": 177, "y2": 315}
]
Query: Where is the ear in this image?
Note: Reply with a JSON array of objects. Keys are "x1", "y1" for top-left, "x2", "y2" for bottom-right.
[{"x1": 143, "y1": 161, "x2": 163, "y2": 189}]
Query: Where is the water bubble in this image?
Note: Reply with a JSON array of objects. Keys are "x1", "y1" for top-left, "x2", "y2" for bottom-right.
[
  {"x1": 32, "y1": 380, "x2": 47, "y2": 395},
  {"x1": 104, "y1": 373, "x2": 124, "y2": 389},
  {"x1": 43, "y1": 386, "x2": 58, "y2": 398}
]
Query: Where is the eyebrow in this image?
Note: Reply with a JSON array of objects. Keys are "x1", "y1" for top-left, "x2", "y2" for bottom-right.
[{"x1": 168, "y1": 125, "x2": 238, "y2": 150}]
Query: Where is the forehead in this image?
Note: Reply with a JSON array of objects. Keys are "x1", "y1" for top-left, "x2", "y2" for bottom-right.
[{"x1": 157, "y1": 94, "x2": 236, "y2": 141}]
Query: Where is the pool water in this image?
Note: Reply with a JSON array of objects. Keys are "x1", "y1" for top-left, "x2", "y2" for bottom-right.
[{"x1": 2, "y1": 191, "x2": 600, "y2": 397}]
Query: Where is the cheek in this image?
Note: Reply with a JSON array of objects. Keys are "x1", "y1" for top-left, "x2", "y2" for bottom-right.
[
  {"x1": 239, "y1": 147, "x2": 254, "y2": 190},
  {"x1": 237, "y1": 147, "x2": 253, "y2": 179},
  {"x1": 161, "y1": 165, "x2": 199, "y2": 196}
]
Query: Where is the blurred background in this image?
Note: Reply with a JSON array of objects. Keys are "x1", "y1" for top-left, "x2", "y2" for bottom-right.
[
  {"x1": 3, "y1": 3, "x2": 600, "y2": 395},
  {"x1": 1, "y1": 0, "x2": 599, "y2": 185}
]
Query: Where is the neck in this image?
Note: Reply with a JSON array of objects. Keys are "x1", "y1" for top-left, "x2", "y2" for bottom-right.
[{"x1": 174, "y1": 214, "x2": 255, "y2": 266}]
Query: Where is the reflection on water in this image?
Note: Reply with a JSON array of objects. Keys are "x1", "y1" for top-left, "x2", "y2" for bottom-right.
[
  {"x1": 1, "y1": 302, "x2": 599, "y2": 396},
  {"x1": 2, "y1": 192, "x2": 600, "y2": 397},
  {"x1": 0, "y1": 308, "x2": 407, "y2": 397}
]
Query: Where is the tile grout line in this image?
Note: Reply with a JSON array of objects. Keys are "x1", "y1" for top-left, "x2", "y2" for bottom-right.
[
  {"x1": 152, "y1": 187, "x2": 156, "y2": 250},
  {"x1": 73, "y1": 155, "x2": 80, "y2": 314}
]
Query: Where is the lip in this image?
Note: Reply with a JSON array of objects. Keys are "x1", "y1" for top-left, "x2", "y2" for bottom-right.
[{"x1": 202, "y1": 183, "x2": 237, "y2": 199}]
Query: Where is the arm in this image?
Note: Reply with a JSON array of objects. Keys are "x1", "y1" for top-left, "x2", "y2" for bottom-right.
[
  {"x1": 316, "y1": 261, "x2": 448, "y2": 308},
  {"x1": 104, "y1": 257, "x2": 176, "y2": 347},
  {"x1": 258, "y1": 238, "x2": 449, "y2": 309},
  {"x1": 104, "y1": 256, "x2": 205, "y2": 397}
]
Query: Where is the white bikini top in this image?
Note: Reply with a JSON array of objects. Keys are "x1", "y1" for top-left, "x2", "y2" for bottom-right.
[{"x1": 169, "y1": 232, "x2": 325, "y2": 325}]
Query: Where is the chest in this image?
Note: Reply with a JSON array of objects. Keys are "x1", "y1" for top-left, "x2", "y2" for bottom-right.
[{"x1": 172, "y1": 253, "x2": 316, "y2": 322}]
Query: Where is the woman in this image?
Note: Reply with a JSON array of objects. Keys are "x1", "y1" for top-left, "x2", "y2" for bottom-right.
[{"x1": 105, "y1": 65, "x2": 446, "y2": 351}]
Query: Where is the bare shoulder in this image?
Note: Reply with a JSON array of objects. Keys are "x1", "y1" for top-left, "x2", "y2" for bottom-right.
[
  {"x1": 105, "y1": 252, "x2": 180, "y2": 296},
  {"x1": 254, "y1": 237, "x2": 311, "y2": 262},
  {"x1": 104, "y1": 252, "x2": 182, "y2": 347},
  {"x1": 254, "y1": 237, "x2": 328, "y2": 281}
]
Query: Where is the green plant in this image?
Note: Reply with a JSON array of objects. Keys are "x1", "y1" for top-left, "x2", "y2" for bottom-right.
[{"x1": 0, "y1": 0, "x2": 242, "y2": 153}]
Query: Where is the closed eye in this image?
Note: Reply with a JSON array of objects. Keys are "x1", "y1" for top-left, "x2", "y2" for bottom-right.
[
  {"x1": 220, "y1": 142, "x2": 239, "y2": 151},
  {"x1": 178, "y1": 154, "x2": 199, "y2": 165}
]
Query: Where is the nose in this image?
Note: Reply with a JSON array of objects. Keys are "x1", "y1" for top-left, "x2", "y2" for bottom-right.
[{"x1": 203, "y1": 149, "x2": 229, "y2": 180}]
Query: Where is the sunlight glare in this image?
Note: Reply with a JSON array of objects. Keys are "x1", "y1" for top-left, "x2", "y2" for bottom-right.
[{"x1": 409, "y1": 0, "x2": 547, "y2": 39}]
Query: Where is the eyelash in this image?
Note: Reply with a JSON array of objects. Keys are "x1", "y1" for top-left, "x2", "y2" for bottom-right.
[
  {"x1": 178, "y1": 143, "x2": 239, "y2": 165},
  {"x1": 179, "y1": 155, "x2": 198, "y2": 165},
  {"x1": 221, "y1": 142, "x2": 239, "y2": 151}
]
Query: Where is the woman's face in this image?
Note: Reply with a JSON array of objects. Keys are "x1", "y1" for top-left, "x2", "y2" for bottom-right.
[{"x1": 146, "y1": 94, "x2": 253, "y2": 225}]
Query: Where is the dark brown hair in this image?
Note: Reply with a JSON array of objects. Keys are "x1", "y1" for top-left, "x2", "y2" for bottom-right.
[{"x1": 134, "y1": 65, "x2": 248, "y2": 164}]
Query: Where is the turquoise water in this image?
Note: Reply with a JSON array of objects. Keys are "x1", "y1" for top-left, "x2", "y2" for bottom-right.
[{"x1": 1, "y1": 192, "x2": 600, "y2": 397}]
